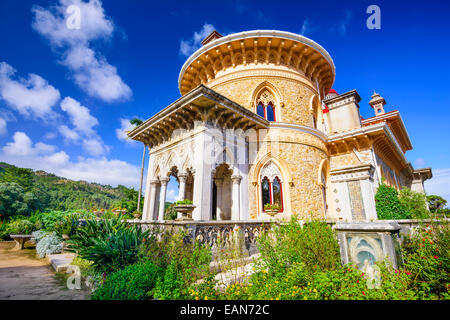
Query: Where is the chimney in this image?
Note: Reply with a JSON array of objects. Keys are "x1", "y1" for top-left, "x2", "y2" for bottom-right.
[{"x1": 201, "y1": 30, "x2": 223, "y2": 46}]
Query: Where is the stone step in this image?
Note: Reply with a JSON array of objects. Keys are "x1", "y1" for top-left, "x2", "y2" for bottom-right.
[
  {"x1": 47, "y1": 253, "x2": 76, "y2": 272},
  {"x1": 209, "y1": 253, "x2": 260, "y2": 273}
]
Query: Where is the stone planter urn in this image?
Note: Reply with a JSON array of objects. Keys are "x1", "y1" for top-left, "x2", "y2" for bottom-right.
[
  {"x1": 174, "y1": 204, "x2": 196, "y2": 221},
  {"x1": 265, "y1": 209, "x2": 279, "y2": 217}
]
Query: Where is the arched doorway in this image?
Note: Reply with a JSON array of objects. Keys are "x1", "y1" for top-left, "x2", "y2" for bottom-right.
[{"x1": 212, "y1": 163, "x2": 233, "y2": 220}]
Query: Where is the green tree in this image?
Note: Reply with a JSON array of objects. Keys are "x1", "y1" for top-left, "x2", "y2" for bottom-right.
[
  {"x1": 0, "y1": 182, "x2": 32, "y2": 219},
  {"x1": 398, "y1": 187, "x2": 429, "y2": 219},
  {"x1": 0, "y1": 166, "x2": 34, "y2": 191},
  {"x1": 375, "y1": 183, "x2": 407, "y2": 219},
  {"x1": 427, "y1": 195, "x2": 447, "y2": 212}
]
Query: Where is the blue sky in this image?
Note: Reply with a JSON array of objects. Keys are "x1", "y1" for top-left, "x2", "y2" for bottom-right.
[{"x1": 0, "y1": 0, "x2": 449, "y2": 202}]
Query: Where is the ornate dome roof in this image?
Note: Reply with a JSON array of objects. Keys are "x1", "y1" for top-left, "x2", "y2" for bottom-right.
[{"x1": 178, "y1": 30, "x2": 336, "y2": 97}]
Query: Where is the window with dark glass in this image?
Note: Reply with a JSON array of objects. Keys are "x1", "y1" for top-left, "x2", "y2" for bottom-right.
[
  {"x1": 272, "y1": 177, "x2": 283, "y2": 210},
  {"x1": 266, "y1": 103, "x2": 275, "y2": 121},
  {"x1": 256, "y1": 101, "x2": 276, "y2": 122},
  {"x1": 261, "y1": 176, "x2": 271, "y2": 208},
  {"x1": 257, "y1": 103, "x2": 265, "y2": 118},
  {"x1": 261, "y1": 175, "x2": 283, "y2": 212}
]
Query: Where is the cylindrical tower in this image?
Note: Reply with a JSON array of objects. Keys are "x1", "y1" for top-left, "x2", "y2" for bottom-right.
[{"x1": 179, "y1": 30, "x2": 336, "y2": 219}]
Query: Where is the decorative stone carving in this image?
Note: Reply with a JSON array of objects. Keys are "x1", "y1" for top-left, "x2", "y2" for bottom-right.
[
  {"x1": 257, "y1": 89, "x2": 275, "y2": 107},
  {"x1": 260, "y1": 161, "x2": 282, "y2": 181}
]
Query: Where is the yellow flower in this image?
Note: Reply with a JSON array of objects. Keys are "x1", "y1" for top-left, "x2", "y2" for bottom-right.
[
  {"x1": 205, "y1": 296, "x2": 208, "y2": 300},
  {"x1": 313, "y1": 288, "x2": 317, "y2": 293},
  {"x1": 195, "y1": 296, "x2": 199, "y2": 300}
]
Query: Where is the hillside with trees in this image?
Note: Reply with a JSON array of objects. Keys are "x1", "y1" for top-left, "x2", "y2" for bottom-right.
[{"x1": 0, "y1": 162, "x2": 139, "y2": 220}]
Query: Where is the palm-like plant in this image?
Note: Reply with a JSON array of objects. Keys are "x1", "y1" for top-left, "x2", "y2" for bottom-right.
[{"x1": 129, "y1": 118, "x2": 145, "y2": 214}]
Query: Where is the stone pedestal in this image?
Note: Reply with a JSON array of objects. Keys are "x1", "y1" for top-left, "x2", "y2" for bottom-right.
[
  {"x1": 335, "y1": 221, "x2": 402, "y2": 269},
  {"x1": 174, "y1": 204, "x2": 196, "y2": 221}
]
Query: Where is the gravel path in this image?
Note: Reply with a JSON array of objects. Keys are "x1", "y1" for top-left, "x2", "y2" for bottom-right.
[{"x1": 0, "y1": 241, "x2": 89, "y2": 300}]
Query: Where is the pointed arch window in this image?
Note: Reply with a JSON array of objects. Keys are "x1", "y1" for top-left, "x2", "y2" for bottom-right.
[
  {"x1": 266, "y1": 103, "x2": 275, "y2": 122},
  {"x1": 257, "y1": 103, "x2": 265, "y2": 118},
  {"x1": 260, "y1": 161, "x2": 284, "y2": 212},
  {"x1": 256, "y1": 89, "x2": 277, "y2": 122},
  {"x1": 261, "y1": 177, "x2": 271, "y2": 208}
]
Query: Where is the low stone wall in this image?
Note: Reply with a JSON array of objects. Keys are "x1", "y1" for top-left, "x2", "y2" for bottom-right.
[
  {"x1": 128, "y1": 219, "x2": 276, "y2": 257},
  {"x1": 128, "y1": 218, "x2": 449, "y2": 268}
]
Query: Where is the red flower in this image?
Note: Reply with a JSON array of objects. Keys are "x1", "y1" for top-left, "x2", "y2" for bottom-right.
[
  {"x1": 362, "y1": 291, "x2": 366, "y2": 296},
  {"x1": 434, "y1": 256, "x2": 439, "y2": 259},
  {"x1": 356, "y1": 280, "x2": 359, "y2": 283},
  {"x1": 406, "y1": 272, "x2": 412, "y2": 275}
]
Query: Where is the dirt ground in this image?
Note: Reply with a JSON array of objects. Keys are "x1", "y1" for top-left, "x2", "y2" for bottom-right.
[{"x1": 0, "y1": 241, "x2": 90, "y2": 300}]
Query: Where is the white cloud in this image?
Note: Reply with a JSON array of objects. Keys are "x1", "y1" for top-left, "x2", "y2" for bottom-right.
[
  {"x1": 60, "y1": 96, "x2": 98, "y2": 134},
  {"x1": 57, "y1": 96, "x2": 109, "y2": 157},
  {"x1": 0, "y1": 131, "x2": 140, "y2": 187},
  {"x1": 31, "y1": 0, "x2": 114, "y2": 47},
  {"x1": 62, "y1": 46, "x2": 132, "y2": 102},
  {"x1": 425, "y1": 168, "x2": 450, "y2": 202},
  {"x1": 44, "y1": 132, "x2": 57, "y2": 140},
  {"x1": 166, "y1": 188, "x2": 177, "y2": 203},
  {"x1": 0, "y1": 62, "x2": 60, "y2": 119},
  {"x1": 32, "y1": 0, "x2": 132, "y2": 102},
  {"x1": 2, "y1": 131, "x2": 55, "y2": 157},
  {"x1": 414, "y1": 158, "x2": 426, "y2": 167},
  {"x1": 0, "y1": 117, "x2": 6, "y2": 136},
  {"x1": 82, "y1": 137, "x2": 109, "y2": 156},
  {"x1": 59, "y1": 124, "x2": 80, "y2": 142},
  {"x1": 116, "y1": 118, "x2": 136, "y2": 143},
  {"x1": 300, "y1": 19, "x2": 317, "y2": 36},
  {"x1": 180, "y1": 23, "x2": 216, "y2": 57},
  {"x1": 338, "y1": 10, "x2": 352, "y2": 36}
]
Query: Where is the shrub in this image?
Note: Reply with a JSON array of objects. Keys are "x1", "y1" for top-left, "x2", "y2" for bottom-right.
[
  {"x1": 152, "y1": 234, "x2": 212, "y2": 300},
  {"x1": 256, "y1": 217, "x2": 341, "y2": 274},
  {"x1": 67, "y1": 218, "x2": 149, "y2": 273},
  {"x1": 0, "y1": 220, "x2": 8, "y2": 240},
  {"x1": 67, "y1": 216, "x2": 127, "y2": 250},
  {"x1": 36, "y1": 232, "x2": 63, "y2": 258},
  {"x1": 399, "y1": 188, "x2": 430, "y2": 219},
  {"x1": 91, "y1": 261, "x2": 163, "y2": 300},
  {"x1": 174, "y1": 199, "x2": 193, "y2": 205},
  {"x1": 164, "y1": 203, "x2": 177, "y2": 220},
  {"x1": 31, "y1": 230, "x2": 48, "y2": 243},
  {"x1": 221, "y1": 261, "x2": 417, "y2": 300},
  {"x1": 402, "y1": 220, "x2": 450, "y2": 299},
  {"x1": 7, "y1": 219, "x2": 34, "y2": 235},
  {"x1": 375, "y1": 183, "x2": 407, "y2": 219}
]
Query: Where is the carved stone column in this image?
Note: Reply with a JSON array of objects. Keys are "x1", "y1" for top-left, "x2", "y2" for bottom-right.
[
  {"x1": 178, "y1": 173, "x2": 188, "y2": 201},
  {"x1": 231, "y1": 175, "x2": 242, "y2": 221},
  {"x1": 146, "y1": 180, "x2": 159, "y2": 220},
  {"x1": 158, "y1": 177, "x2": 169, "y2": 221},
  {"x1": 215, "y1": 178, "x2": 223, "y2": 220}
]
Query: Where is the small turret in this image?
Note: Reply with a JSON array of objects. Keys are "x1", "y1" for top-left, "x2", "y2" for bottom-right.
[{"x1": 369, "y1": 91, "x2": 386, "y2": 116}]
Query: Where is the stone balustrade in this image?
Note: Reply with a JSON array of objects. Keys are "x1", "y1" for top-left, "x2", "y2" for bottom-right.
[
  {"x1": 128, "y1": 218, "x2": 449, "y2": 269},
  {"x1": 128, "y1": 219, "x2": 275, "y2": 256}
]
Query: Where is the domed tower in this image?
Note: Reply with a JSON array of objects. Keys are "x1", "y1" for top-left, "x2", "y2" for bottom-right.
[
  {"x1": 179, "y1": 30, "x2": 336, "y2": 219},
  {"x1": 130, "y1": 30, "x2": 337, "y2": 222},
  {"x1": 130, "y1": 29, "x2": 431, "y2": 224}
]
